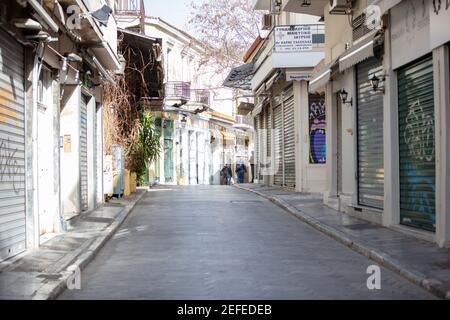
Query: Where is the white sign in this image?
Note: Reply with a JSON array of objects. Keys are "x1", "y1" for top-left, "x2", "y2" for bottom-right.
[
  {"x1": 274, "y1": 25, "x2": 312, "y2": 52},
  {"x1": 430, "y1": 0, "x2": 450, "y2": 50},
  {"x1": 286, "y1": 70, "x2": 312, "y2": 81}
]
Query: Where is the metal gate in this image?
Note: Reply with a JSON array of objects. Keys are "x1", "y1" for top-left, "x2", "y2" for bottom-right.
[
  {"x1": 80, "y1": 94, "x2": 88, "y2": 211},
  {"x1": 283, "y1": 87, "x2": 295, "y2": 187},
  {"x1": 0, "y1": 29, "x2": 26, "y2": 261},
  {"x1": 356, "y1": 57, "x2": 384, "y2": 209},
  {"x1": 273, "y1": 100, "x2": 283, "y2": 186},
  {"x1": 398, "y1": 54, "x2": 435, "y2": 231}
]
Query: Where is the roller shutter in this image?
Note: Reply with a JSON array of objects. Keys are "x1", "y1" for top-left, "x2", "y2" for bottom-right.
[
  {"x1": 283, "y1": 86, "x2": 295, "y2": 187},
  {"x1": 80, "y1": 94, "x2": 88, "y2": 211},
  {"x1": 254, "y1": 115, "x2": 260, "y2": 181},
  {"x1": 273, "y1": 101, "x2": 283, "y2": 186},
  {"x1": 398, "y1": 54, "x2": 435, "y2": 232},
  {"x1": 356, "y1": 57, "x2": 384, "y2": 209},
  {"x1": 0, "y1": 29, "x2": 26, "y2": 261}
]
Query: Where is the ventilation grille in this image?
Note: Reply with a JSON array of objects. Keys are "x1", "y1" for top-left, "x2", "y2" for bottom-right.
[{"x1": 352, "y1": 13, "x2": 371, "y2": 42}]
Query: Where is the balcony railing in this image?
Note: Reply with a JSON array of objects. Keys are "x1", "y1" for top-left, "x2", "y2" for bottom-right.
[
  {"x1": 165, "y1": 81, "x2": 191, "y2": 101},
  {"x1": 116, "y1": 0, "x2": 142, "y2": 15},
  {"x1": 191, "y1": 89, "x2": 210, "y2": 105},
  {"x1": 233, "y1": 114, "x2": 253, "y2": 130}
]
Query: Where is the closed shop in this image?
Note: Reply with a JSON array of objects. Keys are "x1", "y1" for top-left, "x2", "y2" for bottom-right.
[
  {"x1": 0, "y1": 29, "x2": 26, "y2": 260},
  {"x1": 283, "y1": 86, "x2": 295, "y2": 187},
  {"x1": 254, "y1": 115, "x2": 260, "y2": 181},
  {"x1": 356, "y1": 57, "x2": 384, "y2": 209},
  {"x1": 80, "y1": 94, "x2": 88, "y2": 212},
  {"x1": 398, "y1": 54, "x2": 435, "y2": 231},
  {"x1": 273, "y1": 97, "x2": 283, "y2": 186},
  {"x1": 164, "y1": 119, "x2": 174, "y2": 183}
]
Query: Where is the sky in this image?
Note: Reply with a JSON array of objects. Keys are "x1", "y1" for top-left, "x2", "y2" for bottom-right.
[{"x1": 144, "y1": 0, "x2": 203, "y2": 34}]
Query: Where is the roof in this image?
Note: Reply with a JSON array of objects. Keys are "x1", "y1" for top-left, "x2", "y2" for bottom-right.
[
  {"x1": 243, "y1": 36, "x2": 264, "y2": 63},
  {"x1": 222, "y1": 61, "x2": 255, "y2": 91}
]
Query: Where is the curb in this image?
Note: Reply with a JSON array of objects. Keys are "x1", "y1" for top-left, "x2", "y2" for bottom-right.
[
  {"x1": 234, "y1": 184, "x2": 449, "y2": 300},
  {"x1": 32, "y1": 190, "x2": 147, "y2": 300}
]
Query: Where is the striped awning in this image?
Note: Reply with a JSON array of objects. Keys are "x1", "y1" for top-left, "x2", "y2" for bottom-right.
[
  {"x1": 339, "y1": 31, "x2": 382, "y2": 72},
  {"x1": 309, "y1": 59, "x2": 338, "y2": 93}
]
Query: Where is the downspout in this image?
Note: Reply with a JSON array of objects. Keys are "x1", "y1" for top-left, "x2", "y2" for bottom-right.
[{"x1": 31, "y1": 41, "x2": 45, "y2": 246}]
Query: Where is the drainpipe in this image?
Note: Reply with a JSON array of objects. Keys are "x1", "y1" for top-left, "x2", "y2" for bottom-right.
[{"x1": 31, "y1": 41, "x2": 45, "y2": 246}]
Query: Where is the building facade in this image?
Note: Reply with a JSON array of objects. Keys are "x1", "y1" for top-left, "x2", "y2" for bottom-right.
[
  {"x1": 116, "y1": 12, "x2": 253, "y2": 186},
  {"x1": 0, "y1": 0, "x2": 119, "y2": 261},
  {"x1": 234, "y1": 1, "x2": 326, "y2": 192},
  {"x1": 287, "y1": 0, "x2": 450, "y2": 247}
]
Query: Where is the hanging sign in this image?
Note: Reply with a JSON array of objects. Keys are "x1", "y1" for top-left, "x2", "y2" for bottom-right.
[{"x1": 274, "y1": 25, "x2": 313, "y2": 52}]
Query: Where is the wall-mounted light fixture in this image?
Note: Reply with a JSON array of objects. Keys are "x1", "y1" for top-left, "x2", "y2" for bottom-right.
[
  {"x1": 369, "y1": 74, "x2": 385, "y2": 93},
  {"x1": 180, "y1": 116, "x2": 187, "y2": 129},
  {"x1": 339, "y1": 89, "x2": 352, "y2": 106}
]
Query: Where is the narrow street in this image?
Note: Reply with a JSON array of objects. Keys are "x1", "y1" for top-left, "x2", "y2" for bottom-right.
[{"x1": 59, "y1": 186, "x2": 434, "y2": 300}]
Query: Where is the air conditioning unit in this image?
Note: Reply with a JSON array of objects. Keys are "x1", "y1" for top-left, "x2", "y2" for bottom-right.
[
  {"x1": 262, "y1": 14, "x2": 273, "y2": 30},
  {"x1": 329, "y1": 0, "x2": 352, "y2": 15}
]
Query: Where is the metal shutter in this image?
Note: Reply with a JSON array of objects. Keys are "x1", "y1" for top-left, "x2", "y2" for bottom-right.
[
  {"x1": 398, "y1": 54, "x2": 435, "y2": 231},
  {"x1": 283, "y1": 87, "x2": 295, "y2": 187},
  {"x1": 356, "y1": 57, "x2": 384, "y2": 209},
  {"x1": 273, "y1": 102, "x2": 283, "y2": 186},
  {"x1": 254, "y1": 115, "x2": 260, "y2": 181},
  {"x1": 0, "y1": 30, "x2": 26, "y2": 261},
  {"x1": 265, "y1": 104, "x2": 271, "y2": 158},
  {"x1": 80, "y1": 94, "x2": 88, "y2": 211}
]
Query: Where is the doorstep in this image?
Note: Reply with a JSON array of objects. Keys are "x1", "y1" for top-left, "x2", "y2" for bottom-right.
[
  {"x1": 0, "y1": 189, "x2": 147, "y2": 300},
  {"x1": 234, "y1": 183, "x2": 450, "y2": 299}
]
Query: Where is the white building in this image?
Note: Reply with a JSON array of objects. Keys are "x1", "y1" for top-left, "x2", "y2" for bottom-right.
[{"x1": 117, "y1": 12, "x2": 252, "y2": 185}]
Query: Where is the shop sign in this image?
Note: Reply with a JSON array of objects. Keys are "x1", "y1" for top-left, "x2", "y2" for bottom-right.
[{"x1": 274, "y1": 25, "x2": 312, "y2": 52}]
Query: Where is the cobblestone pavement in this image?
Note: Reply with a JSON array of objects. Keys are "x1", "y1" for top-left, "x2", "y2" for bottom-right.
[{"x1": 59, "y1": 185, "x2": 435, "y2": 299}]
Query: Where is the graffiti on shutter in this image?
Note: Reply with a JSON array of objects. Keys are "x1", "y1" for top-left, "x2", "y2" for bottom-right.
[
  {"x1": 309, "y1": 94, "x2": 326, "y2": 164},
  {"x1": 0, "y1": 30, "x2": 26, "y2": 261},
  {"x1": 398, "y1": 54, "x2": 435, "y2": 231}
]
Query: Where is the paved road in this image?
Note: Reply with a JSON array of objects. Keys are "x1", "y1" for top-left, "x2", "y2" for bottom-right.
[{"x1": 59, "y1": 185, "x2": 435, "y2": 299}]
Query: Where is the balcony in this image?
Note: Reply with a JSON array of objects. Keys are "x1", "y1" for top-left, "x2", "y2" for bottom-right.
[
  {"x1": 190, "y1": 89, "x2": 210, "y2": 106},
  {"x1": 116, "y1": 0, "x2": 142, "y2": 15},
  {"x1": 233, "y1": 114, "x2": 254, "y2": 131},
  {"x1": 251, "y1": 24, "x2": 325, "y2": 90},
  {"x1": 165, "y1": 81, "x2": 191, "y2": 101}
]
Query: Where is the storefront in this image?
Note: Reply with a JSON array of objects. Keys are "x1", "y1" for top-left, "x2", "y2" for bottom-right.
[
  {"x1": 282, "y1": 86, "x2": 295, "y2": 188},
  {"x1": 0, "y1": 28, "x2": 26, "y2": 261},
  {"x1": 397, "y1": 54, "x2": 435, "y2": 231},
  {"x1": 356, "y1": 57, "x2": 384, "y2": 209}
]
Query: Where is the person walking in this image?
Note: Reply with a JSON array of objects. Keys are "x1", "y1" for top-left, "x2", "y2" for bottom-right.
[
  {"x1": 236, "y1": 163, "x2": 246, "y2": 183},
  {"x1": 249, "y1": 151, "x2": 255, "y2": 183}
]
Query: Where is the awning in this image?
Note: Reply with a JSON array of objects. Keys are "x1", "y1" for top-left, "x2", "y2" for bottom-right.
[
  {"x1": 93, "y1": 56, "x2": 115, "y2": 84},
  {"x1": 309, "y1": 59, "x2": 338, "y2": 93},
  {"x1": 223, "y1": 61, "x2": 255, "y2": 90},
  {"x1": 339, "y1": 31, "x2": 382, "y2": 72},
  {"x1": 27, "y1": 0, "x2": 59, "y2": 32},
  {"x1": 252, "y1": 103, "x2": 263, "y2": 117}
]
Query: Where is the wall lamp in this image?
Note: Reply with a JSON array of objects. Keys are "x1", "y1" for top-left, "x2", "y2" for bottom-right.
[
  {"x1": 369, "y1": 74, "x2": 385, "y2": 93},
  {"x1": 339, "y1": 89, "x2": 352, "y2": 106},
  {"x1": 180, "y1": 116, "x2": 187, "y2": 129},
  {"x1": 301, "y1": 0, "x2": 312, "y2": 7}
]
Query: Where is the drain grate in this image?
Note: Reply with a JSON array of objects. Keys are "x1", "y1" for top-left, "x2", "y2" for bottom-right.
[{"x1": 230, "y1": 200, "x2": 264, "y2": 204}]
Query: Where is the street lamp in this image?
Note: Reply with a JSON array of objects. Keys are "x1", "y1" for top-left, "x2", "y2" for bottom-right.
[{"x1": 339, "y1": 89, "x2": 352, "y2": 106}]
